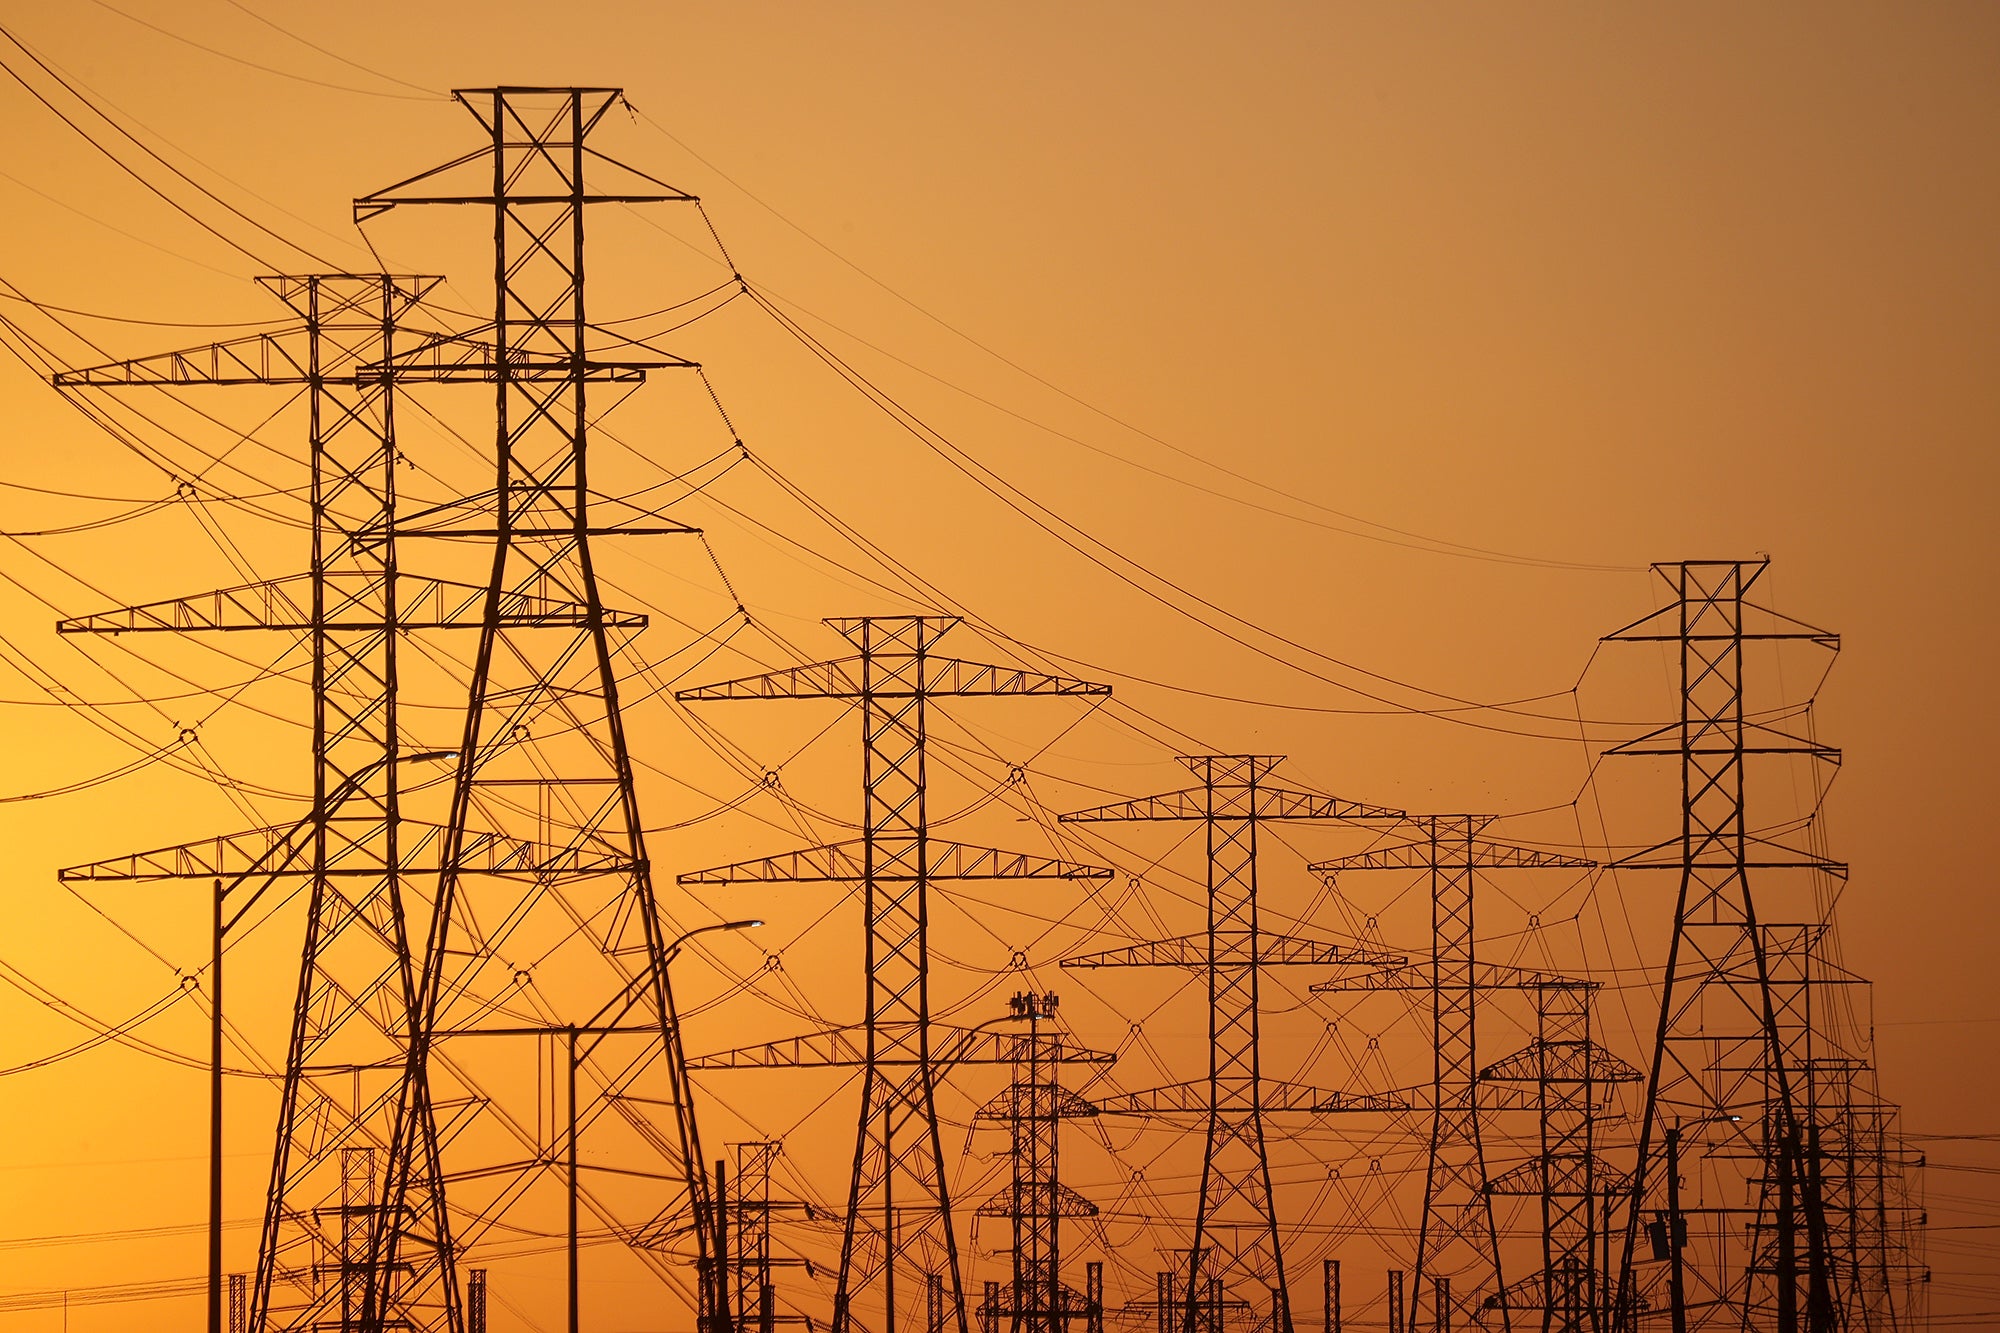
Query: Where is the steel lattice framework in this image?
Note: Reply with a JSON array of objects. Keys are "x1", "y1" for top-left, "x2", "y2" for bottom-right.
[
  {"x1": 1060, "y1": 756, "x2": 1406, "y2": 1333},
  {"x1": 1604, "y1": 561, "x2": 1846, "y2": 1333},
  {"x1": 1309, "y1": 820, "x2": 1593, "y2": 1332},
  {"x1": 1481, "y1": 979, "x2": 1641, "y2": 1333},
  {"x1": 676, "y1": 615, "x2": 1114, "y2": 1333},
  {"x1": 724, "y1": 1140, "x2": 815, "y2": 1333},
  {"x1": 51, "y1": 274, "x2": 473, "y2": 1333},
  {"x1": 973, "y1": 993, "x2": 1103, "y2": 1333},
  {"x1": 1739, "y1": 930, "x2": 1924, "y2": 1333},
  {"x1": 354, "y1": 87, "x2": 719, "y2": 1333}
]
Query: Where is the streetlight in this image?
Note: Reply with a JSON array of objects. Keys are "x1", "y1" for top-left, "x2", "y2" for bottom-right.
[
  {"x1": 1660, "y1": 1113, "x2": 1741, "y2": 1333},
  {"x1": 438, "y1": 917, "x2": 761, "y2": 1333}
]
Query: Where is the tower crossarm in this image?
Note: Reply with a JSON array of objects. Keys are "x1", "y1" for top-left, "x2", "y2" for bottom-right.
[
  {"x1": 50, "y1": 327, "x2": 664, "y2": 388},
  {"x1": 689, "y1": 1023, "x2": 1116, "y2": 1070},
  {"x1": 1602, "y1": 569, "x2": 1839, "y2": 649},
  {"x1": 1061, "y1": 785, "x2": 1401, "y2": 823},
  {"x1": 53, "y1": 329, "x2": 318, "y2": 386},
  {"x1": 58, "y1": 820, "x2": 315, "y2": 884},
  {"x1": 679, "y1": 838, "x2": 1110, "y2": 885},
  {"x1": 1485, "y1": 1152, "x2": 1633, "y2": 1198},
  {"x1": 1310, "y1": 961, "x2": 1593, "y2": 994},
  {"x1": 352, "y1": 89, "x2": 695, "y2": 223},
  {"x1": 1605, "y1": 719, "x2": 1841, "y2": 763},
  {"x1": 1060, "y1": 933, "x2": 1405, "y2": 969},
  {"x1": 977, "y1": 1182, "x2": 1100, "y2": 1220},
  {"x1": 58, "y1": 821, "x2": 635, "y2": 883},
  {"x1": 56, "y1": 571, "x2": 647, "y2": 635},
  {"x1": 1478, "y1": 1038, "x2": 1644, "y2": 1085},
  {"x1": 363, "y1": 328, "x2": 691, "y2": 382},
  {"x1": 975, "y1": 1081, "x2": 1100, "y2": 1121},
  {"x1": 1609, "y1": 834, "x2": 1848, "y2": 878},
  {"x1": 1090, "y1": 1079, "x2": 1409, "y2": 1115},
  {"x1": 1311, "y1": 836, "x2": 1593, "y2": 873}
]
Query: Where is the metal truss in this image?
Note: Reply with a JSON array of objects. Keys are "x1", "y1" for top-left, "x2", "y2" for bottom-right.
[
  {"x1": 53, "y1": 273, "x2": 466, "y2": 1333},
  {"x1": 1736, "y1": 932, "x2": 1925, "y2": 1333},
  {"x1": 1310, "y1": 821, "x2": 1592, "y2": 1332},
  {"x1": 1058, "y1": 756, "x2": 1405, "y2": 1333},
  {"x1": 352, "y1": 87, "x2": 717, "y2": 1333},
  {"x1": 1603, "y1": 561, "x2": 1845, "y2": 1333},
  {"x1": 1481, "y1": 979, "x2": 1641, "y2": 1333},
  {"x1": 676, "y1": 615, "x2": 1113, "y2": 1333},
  {"x1": 723, "y1": 1140, "x2": 817, "y2": 1333},
  {"x1": 973, "y1": 993, "x2": 1103, "y2": 1333}
]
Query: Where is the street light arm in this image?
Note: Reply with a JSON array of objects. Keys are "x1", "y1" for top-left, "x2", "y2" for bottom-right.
[{"x1": 663, "y1": 918, "x2": 764, "y2": 966}]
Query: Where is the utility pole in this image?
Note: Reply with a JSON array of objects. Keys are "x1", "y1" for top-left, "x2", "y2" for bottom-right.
[
  {"x1": 210, "y1": 876, "x2": 223, "y2": 1333},
  {"x1": 677, "y1": 615, "x2": 1116, "y2": 1333},
  {"x1": 1060, "y1": 756, "x2": 1407, "y2": 1333}
]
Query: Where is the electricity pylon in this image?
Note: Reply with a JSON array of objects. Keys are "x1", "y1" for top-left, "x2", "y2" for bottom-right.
[
  {"x1": 1060, "y1": 756, "x2": 1407, "y2": 1333},
  {"x1": 973, "y1": 992, "x2": 1102, "y2": 1333},
  {"x1": 1309, "y1": 819, "x2": 1593, "y2": 1331},
  {"x1": 676, "y1": 615, "x2": 1115, "y2": 1333},
  {"x1": 1603, "y1": 561, "x2": 1844, "y2": 1333},
  {"x1": 722, "y1": 1140, "x2": 817, "y2": 1333},
  {"x1": 1737, "y1": 929, "x2": 1923, "y2": 1333},
  {"x1": 354, "y1": 87, "x2": 722, "y2": 1331},
  {"x1": 50, "y1": 273, "x2": 476, "y2": 1333},
  {"x1": 1480, "y1": 977, "x2": 1640, "y2": 1333}
]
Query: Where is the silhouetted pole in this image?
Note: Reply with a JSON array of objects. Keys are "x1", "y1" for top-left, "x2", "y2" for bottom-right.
[
  {"x1": 1323, "y1": 1260, "x2": 1340, "y2": 1333},
  {"x1": 1778, "y1": 1125, "x2": 1798, "y2": 1333},
  {"x1": 715, "y1": 1157, "x2": 732, "y2": 1333},
  {"x1": 1666, "y1": 1126, "x2": 1686, "y2": 1333},
  {"x1": 568, "y1": 1025, "x2": 580, "y2": 1333},
  {"x1": 209, "y1": 877, "x2": 224, "y2": 1333}
]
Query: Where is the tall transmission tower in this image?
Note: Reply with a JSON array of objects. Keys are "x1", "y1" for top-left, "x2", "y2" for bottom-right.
[
  {"x1": 49, "y1": 273, "x2": 476, "y2": 1333},
  {"x1": 675, "y1": 615, "x2": 1115, "y2": 1333},
  {"x1": 973, "y1": 992, "x2": 1103, "y2": 1333},
  {"x1": 1059, "y1": 756, "x2": 1407, "y2": 1333},
  {"x1": 1603, "y1": 560, "x2": 1845, "y2": 1333},
  {"x1": 1479, "y1": 977, "x2": 1640, "y2": 1333},
  {"x1": 351, "y1": 87, "x2": 723, "y2": 1332},
  {"x1": 1309, "y1": 818, "x2": 1593, "y2": 1332}
]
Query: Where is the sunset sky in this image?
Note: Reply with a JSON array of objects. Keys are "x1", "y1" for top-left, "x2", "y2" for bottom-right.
[{"x1": 0, "y1": 3, "x2": 1993, "y2": 1330}]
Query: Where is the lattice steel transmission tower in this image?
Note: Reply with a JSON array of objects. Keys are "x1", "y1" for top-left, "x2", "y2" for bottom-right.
[
  {"x1": 723, "y1": 1140, "x2": 817, "y2": 1333},
  {"x1": 1604, "y1": 561, "x2": 1845, "y2": 1333},
  {"x1": 353, "y1": 87, "x2": 722, "y2": 1332},
  {"x1": 1059, "y1": 756, "x2": 1407, "y2": 1333},
  {"x1": 973, "y1": 992, "x2": 1103, "y2": 1333},
  {"x1": 1309, "y1": 818, "x2": 1593, "y2": 1333},
  {"x1": 50, "y1": 273, "x2": 478, "y2": 1333},
  {"x1": 676, "y1": 615, "x2": 1115, "y2": 1333},
  {"x1": 1480, "y1": 978, "x2": 1641, "y2": 1333},
  {"x1": 1741, "y1": 930, "x2": 1924, "y2": 1333}
]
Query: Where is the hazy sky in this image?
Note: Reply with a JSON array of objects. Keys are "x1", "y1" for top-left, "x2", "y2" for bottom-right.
[{"x1": 0, "y1": 4, "x2": 1993, "y2": 1330}]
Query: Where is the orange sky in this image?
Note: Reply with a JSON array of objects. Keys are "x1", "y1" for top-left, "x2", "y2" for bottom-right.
[{"x1": 0, "y1": 4, "x2": 1993, "y2": 1331}]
